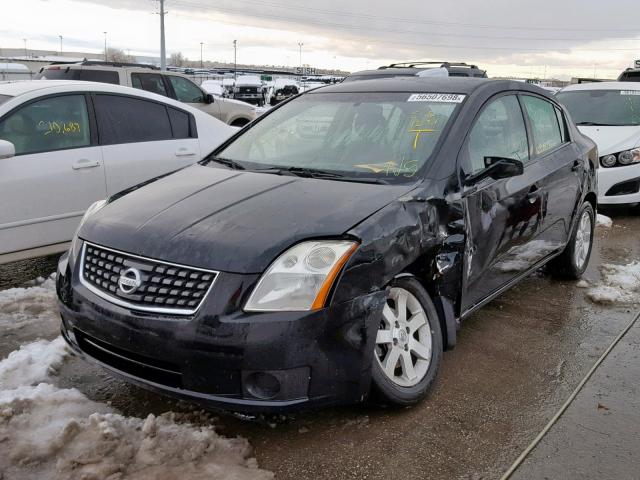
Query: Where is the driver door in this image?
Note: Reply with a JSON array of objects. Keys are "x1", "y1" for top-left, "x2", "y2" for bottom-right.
[{"x1": 460, "y1": 93, "x2": 551, "y2": 312}]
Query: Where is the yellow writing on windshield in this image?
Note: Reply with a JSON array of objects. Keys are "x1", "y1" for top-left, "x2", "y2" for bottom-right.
[
  {"x1": 408, "y1": 110, "x2": 441, "y2": 150},
  {"x1": 38, "y1": 120, "x2": 82, "y2": 136}
]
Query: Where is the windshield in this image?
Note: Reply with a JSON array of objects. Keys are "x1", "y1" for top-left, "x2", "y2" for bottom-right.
[
  {"x1": 215, "y1": 92, "x2": 463, "y2": 183},
  {"x1": 556, "y1": 89, "x2": 640, "y2": 126},
  {"x1": 0, "y1": 94, "x2": 11, "y2": 106}
]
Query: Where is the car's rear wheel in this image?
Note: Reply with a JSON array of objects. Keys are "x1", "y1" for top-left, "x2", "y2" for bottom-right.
[
  {"x1": 371, "y1": 276, "x2": 443, "y2": 406},
  {"x1": 230, "y1": 118, "x2": 250, "y2": 127},
  {"x1": 549, "y1": 202, "x2": 594, "y2": 279}
]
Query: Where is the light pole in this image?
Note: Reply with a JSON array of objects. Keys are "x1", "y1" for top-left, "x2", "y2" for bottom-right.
[
  {"x1": 200, "y1": 42, "x2": 203, "y2": 68},
  {"x1": 233, "y1": 40, "x2": 237, "y2": 82},
  {"x1": 103, "y1": 32, "x2": 107, "y2": 62},
  {"x1": 23, "y1": 38, "x2": 27, "y2": 58},
  {"x1": 59, "y1": 35, "x2": 63, "y2": 56},
  {"x1": 159, "y1": 0, "x2": 166, "y2": 70},
  {"x1": 298, "y1": 42, "x2": 303, "y2": 71}
]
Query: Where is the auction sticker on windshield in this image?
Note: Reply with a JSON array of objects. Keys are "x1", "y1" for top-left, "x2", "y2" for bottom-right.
[
  {"x1": 408, "y1": 93, "x2": 466, "y2": 103},
  {"x1": 620, "y1": 90, "x2": 640, "y2": 96}
]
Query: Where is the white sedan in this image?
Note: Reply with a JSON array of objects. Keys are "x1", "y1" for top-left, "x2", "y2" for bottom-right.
[
  {"x1": 556, "y1": 82, "x2": 640, "y2": 206},
  {"x1": 0, "y1": 80, "x2": 234, "y2": 264}
]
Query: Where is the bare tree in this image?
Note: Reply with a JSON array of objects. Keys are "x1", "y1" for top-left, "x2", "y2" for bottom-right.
[
  {"x1": 169, "y1": 52, "x2": 185, "y2": 67},
  {"x1": 106, "y1": 47, "x2": 128, "y2": 63}
]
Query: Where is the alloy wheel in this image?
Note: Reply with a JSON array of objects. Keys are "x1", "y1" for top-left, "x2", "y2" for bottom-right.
[
  {"x1": 574, "y1": 210, "x2": 592, "y2": 270},
  {"x1": 375, "y1": 287, "x2": 433, "y2": 387}
]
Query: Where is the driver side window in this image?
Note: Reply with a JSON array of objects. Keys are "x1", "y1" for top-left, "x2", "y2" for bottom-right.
[
  {"x1": 167, "y1": 76, "x2": 206, "y2": 103},
  {"x1": 466, "y1": 95, "x2": 529, "y2": 175}
]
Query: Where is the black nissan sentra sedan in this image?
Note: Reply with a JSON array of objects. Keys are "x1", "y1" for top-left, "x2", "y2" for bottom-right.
[{"x1": 57, "y1": 78, "x2": 598, "y2": 412}]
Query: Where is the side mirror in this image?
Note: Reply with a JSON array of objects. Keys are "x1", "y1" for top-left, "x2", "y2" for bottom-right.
[
  {"x1": 205, "y1": 93, "x2": 215, "y2": 104},
  {"x1": 465, "y1": 157, "x2": 524, "y2": 185},
  {"x1": 0, "y1": 139, "x2": 16, "y2": 160}
]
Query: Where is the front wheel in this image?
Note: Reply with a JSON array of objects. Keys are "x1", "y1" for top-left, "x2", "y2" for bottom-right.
[
  {"x1": 371, "y1": 276, "x2": 443, "y2": 406},
  {"x1": 549, "y1": 202, "x2": 595, "y2": 279}
]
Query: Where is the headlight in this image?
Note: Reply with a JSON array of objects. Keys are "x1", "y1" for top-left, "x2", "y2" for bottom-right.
[
  {"x1": 245, "y1": 240, "x2": 358, "y2": 312},
  {"x1": 619, "y1": 148, "x2": 640, "y2": 165},
  {"x1": 600, "y1": 148, "x2": 640, "y2": 167},
  {"x1": 601, "y1": 154, "x2": 617, "y2": 167}
]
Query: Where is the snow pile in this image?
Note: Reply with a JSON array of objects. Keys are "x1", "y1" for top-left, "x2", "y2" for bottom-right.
[
  {"x1": 596, "y1": 214, "x2": 613, "y2": 229},
  {"x1": 0, "y1": 337, "x2": 68, "y2": 389},
  {"x1": 496, "y1": 240, "x2": 557, "y2": 273},
  {"x1": 587, "y1": 262, "x2": 640, "y2": 304},
  {"x1": 0, "y1": 274, "x2": 58, "y2": 330},
  {"x1": 0, "y1": 338, "x2": 274, "y2": 480}
]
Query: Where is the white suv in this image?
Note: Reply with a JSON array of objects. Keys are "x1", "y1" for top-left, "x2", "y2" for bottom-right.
[{"x1": 35, "y1": 61, "x2": 257, "y2": 127}]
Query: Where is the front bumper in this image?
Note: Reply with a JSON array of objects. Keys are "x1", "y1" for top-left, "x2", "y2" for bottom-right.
[
  {"x1": 598, "y1": 163, "x2": 640, "y2": 205},
  {"x1": 56, "y1": 249, "x2": 386, "y2": 413}
]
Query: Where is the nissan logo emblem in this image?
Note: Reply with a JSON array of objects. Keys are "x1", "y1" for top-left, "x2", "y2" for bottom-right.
[{"x1": 118, "y1": 267, "x2": 142, "y2": 294}]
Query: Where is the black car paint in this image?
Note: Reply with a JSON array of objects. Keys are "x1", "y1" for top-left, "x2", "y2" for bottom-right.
[{"x1": 57, "y1": 78, "x2": 597, "y2": 412}]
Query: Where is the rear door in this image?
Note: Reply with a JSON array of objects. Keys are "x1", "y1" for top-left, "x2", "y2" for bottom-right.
[
  {"x1": 93, "y1": 93, "x2": 200, "y2": 196},
  {"x1": 460, "y1": 93, "x2": 553, "y2": 312},
  {"x1": 519, "y1": 95, "x2": 581, "y2": 248},
  {"x1": 0, "y1": 93, "x2": 106, "y2": 256},
  {"x1": 130, "y1": 72, "x2": 171, "y2": 99}
]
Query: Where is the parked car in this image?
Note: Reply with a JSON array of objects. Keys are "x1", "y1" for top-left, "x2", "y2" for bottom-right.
[
  {"x1": 344, "y1": 62, "x2": 487, "y2": 83},
  {"x1": 57, "y1": 78, "x2": 597, "y2": 413},
  {"x1": 232, "y1": 75, "x2": 266, "y2": 106},
  {"x1": 35, "y1": 61, "x2": 257, "y2": 127},
  {"x1": 556, "y1": 82, "x2": 640, "y2": 206},
  {"x1": 0, "y1": 80, "x2": 233, "y2": 264},
  {"x1": 270, "y1": 79, "x2": 299, "y2": 105},
  {"x1": 617, "y1": 68, "x2": 640, "y2": 82}
]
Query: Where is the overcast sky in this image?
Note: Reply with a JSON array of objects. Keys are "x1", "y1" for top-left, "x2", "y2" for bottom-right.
[{"x1": 2, "y1": 0, "x2": 639, "y2": 78}]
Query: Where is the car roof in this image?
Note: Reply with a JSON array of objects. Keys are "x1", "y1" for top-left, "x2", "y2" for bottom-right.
[
  {"x1": 309, "y1": 77, "x2": 497, "y2": 94},
  {"x1": 559, "y1": 81, "x2": 640, "y2": 92}
]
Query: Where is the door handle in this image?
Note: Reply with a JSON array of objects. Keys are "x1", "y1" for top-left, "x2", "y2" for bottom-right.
[
  {"x1": 571, "y1": 160, "x2": 581, "y2": 172},
  {"x1": 527, "y1": 185, "x2": 541, "y2": 203},
  {"x1": 72, "y1": 159, "x2": 100, "y2": 170},
  {"x1": 175, "y1": 148, "x2": 196, "y2": 157}
]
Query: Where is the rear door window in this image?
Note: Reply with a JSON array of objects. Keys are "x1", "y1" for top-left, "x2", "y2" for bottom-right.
[
  {"x1": 521, "y1": 95, "x2": 563, "y2": 156},
  {"x1": 131, "y1": 73, "x2": 169, "y2": 97},
  {"x1": 167, "y1": 107, "x2": 196, "y2": 139},
  {"x1": 78, "y1": 69, "x2": 119, "y2": 84},
  {"x1": 94, "y1": 94, "x2": 173, "y2": 145},
  {"x1": 0, "y1": 94, "x2": 90, "y2": 155}
]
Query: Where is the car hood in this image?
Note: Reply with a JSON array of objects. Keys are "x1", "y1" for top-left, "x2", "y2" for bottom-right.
[
  {"x1": 80, "y1": 164, "x2": 416, "y2": 273},
  {"x1": 577, "y1": 125, "x2": 640, "y2": 156}
]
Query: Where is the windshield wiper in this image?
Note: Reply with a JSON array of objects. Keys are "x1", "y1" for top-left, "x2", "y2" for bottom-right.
[
  {"x1": 250, "y1": 166, "x2": 389, "y2": 184},
  {"x1": 207, "y1": 156, "x2": 245, "y2": 170},
  {"x1": 575, "y1": 121, "x2": 617, "y2": 126}
]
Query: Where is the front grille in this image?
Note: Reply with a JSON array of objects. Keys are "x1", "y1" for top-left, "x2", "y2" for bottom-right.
[
  {"x1": 239, "y1": 87, "x2": 258, "y2": 94},
  {"x1": 81, "y1": 242, "x2": 217, "y2": 315}
]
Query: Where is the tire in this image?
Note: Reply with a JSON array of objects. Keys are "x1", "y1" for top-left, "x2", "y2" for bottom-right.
[
  {"x1": 230, "y1": 118, "x2": 249, "y2": 127},
  {"x1": 549, "y1": 202, "x2": 595, "y2": 279},
  {"x1": 370, "y1": 276, "x2": 443, "y2": 406}
]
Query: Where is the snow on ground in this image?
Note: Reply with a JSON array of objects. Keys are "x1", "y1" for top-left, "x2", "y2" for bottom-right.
[
  {"x1": 0, "y1": 274, "x2": 58, "y2": 331},
  {"x1": 596, "y1": 214, "x2": 613, "y2": 229},
  {"x1": 0, "y1": 313, "x2": 273, "y2": 480},
  {"x1": 587, "y1": 262, "x2": 640, "y2": 304}
]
